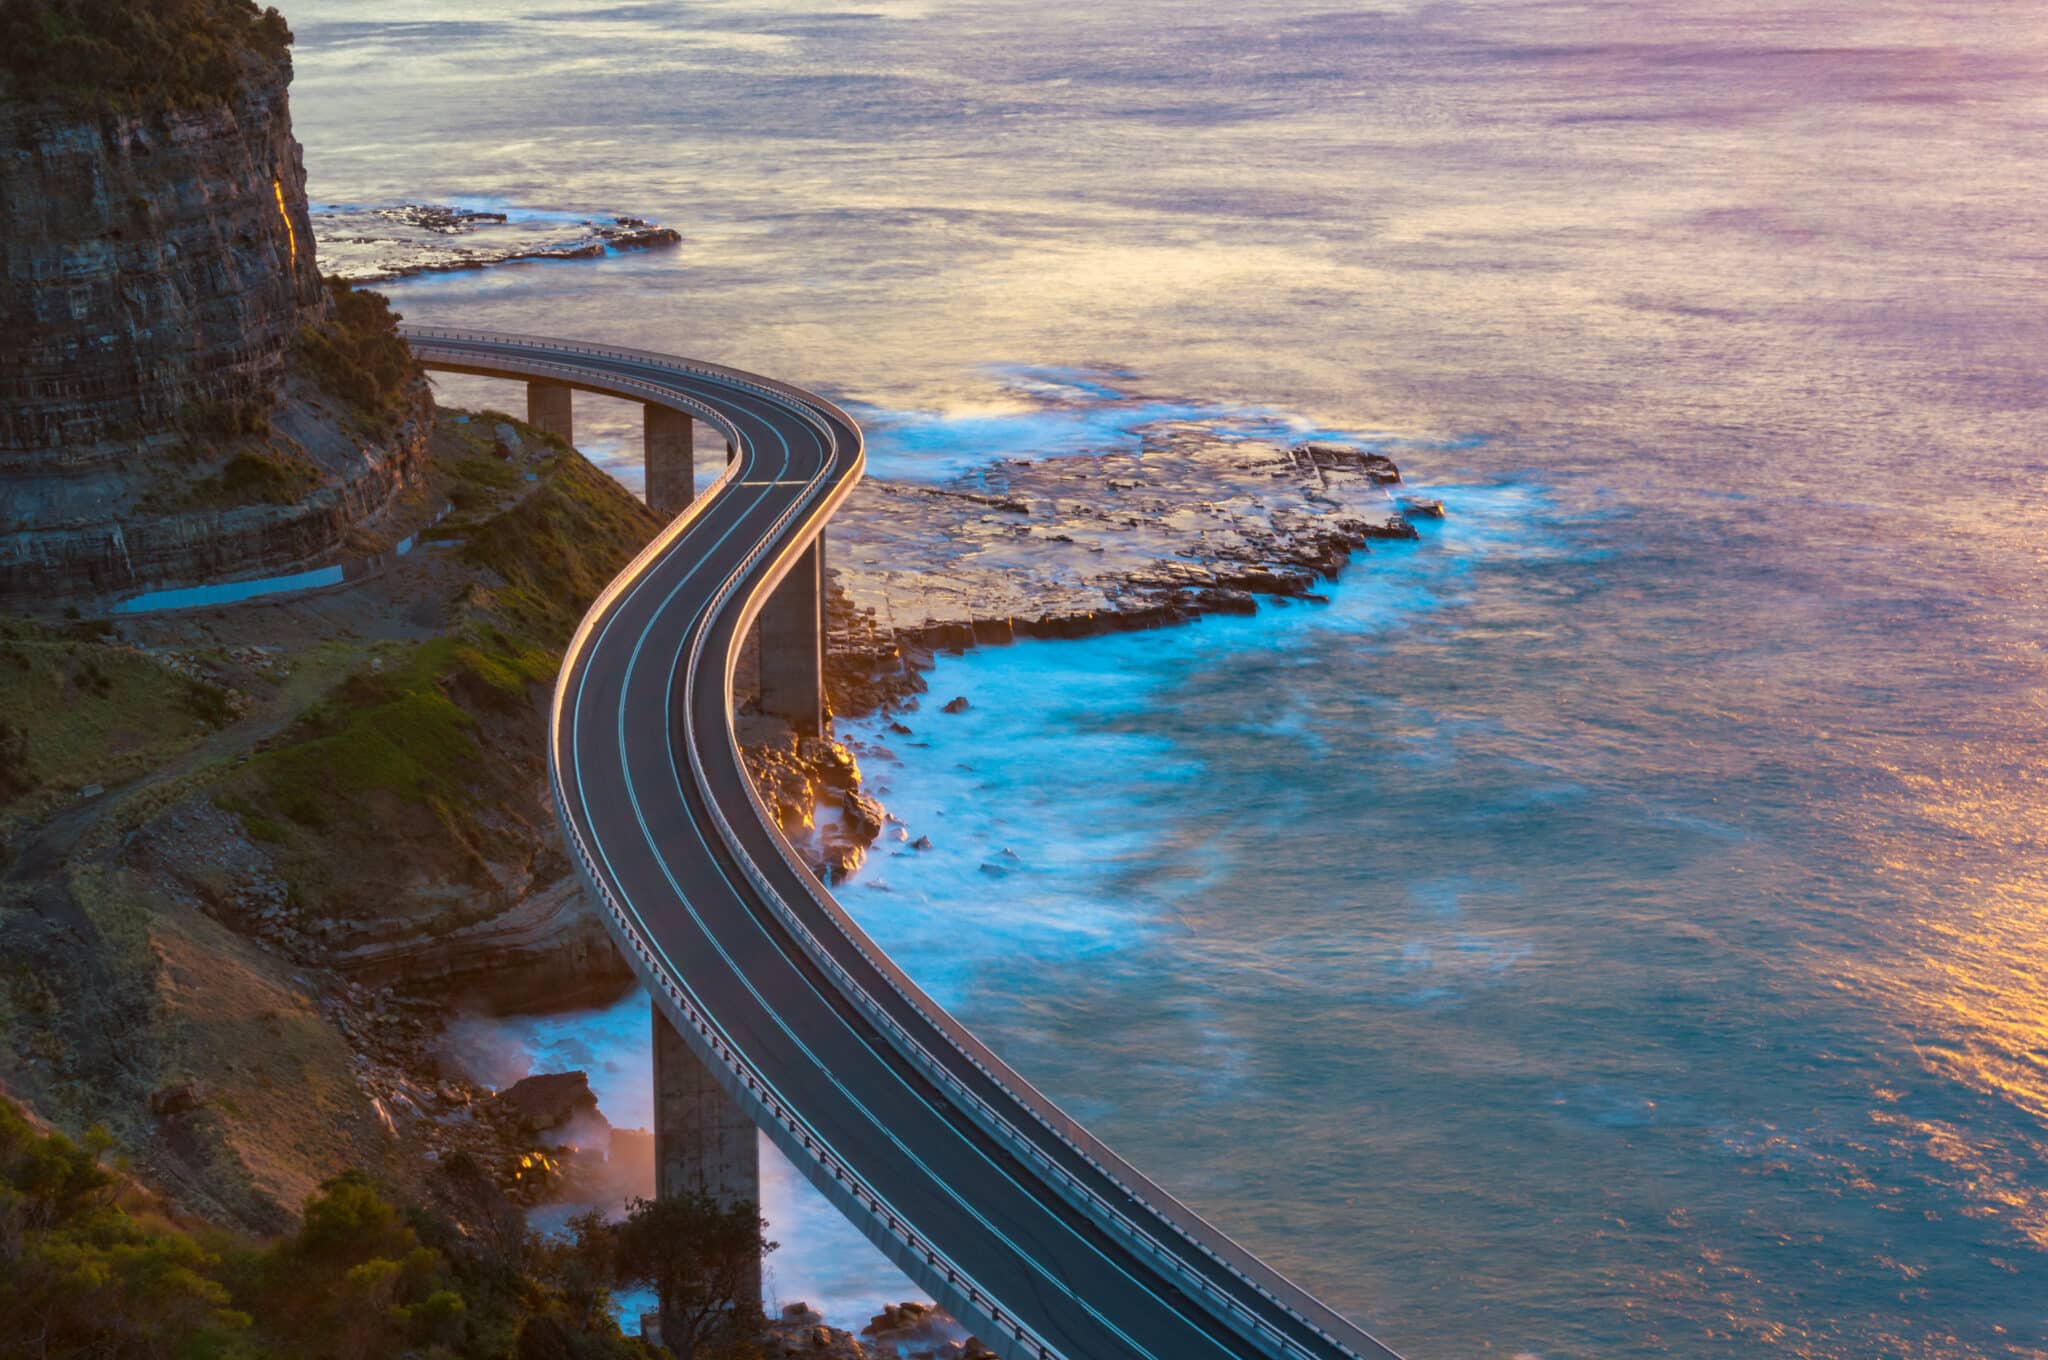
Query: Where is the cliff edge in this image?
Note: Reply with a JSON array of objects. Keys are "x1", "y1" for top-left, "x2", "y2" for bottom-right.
[{"x1": 0, "y1": 0, "x2": 431, "y2": 607}]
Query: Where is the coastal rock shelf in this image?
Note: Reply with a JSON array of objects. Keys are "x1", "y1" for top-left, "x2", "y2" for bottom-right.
[
  {"x1": 312, "y1": 202, "x2": 682, "y2": 283},
  {"x1": 825, "y1": 436, "x2": 1426, "y2": 715}
]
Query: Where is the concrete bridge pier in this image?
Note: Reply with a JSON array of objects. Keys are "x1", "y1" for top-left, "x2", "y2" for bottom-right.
[
  {"x1": 757, "y1": 535, "x2": 825, "y2": 737},
  {"x1": 653, "y1": 1005, "x2": 763, "y2": 1316},
  {"x1": 527, "y1": 380, "x2": 574, "y2": 443},
  {"x1": 645, "y1": 404, "x2": 695, "y2": 516}
]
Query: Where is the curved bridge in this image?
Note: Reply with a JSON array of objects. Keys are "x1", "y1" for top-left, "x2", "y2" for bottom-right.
[{"x1": 404, "y1": 327, "x2": 1404, "y2": 1360}]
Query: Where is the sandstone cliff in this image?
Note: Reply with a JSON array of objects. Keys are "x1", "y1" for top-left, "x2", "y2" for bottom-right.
[
  {"x1": 0, "y1": 24, "x2": 429, "y2": 607},
  {"x1": 0, "y1": 49, "x2": 321, "y2": 466}
]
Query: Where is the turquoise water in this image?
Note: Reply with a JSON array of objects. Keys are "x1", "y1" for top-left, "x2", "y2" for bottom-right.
[{"x1": 285, "y1": 2, "x2": 2048, "y2": 1354}]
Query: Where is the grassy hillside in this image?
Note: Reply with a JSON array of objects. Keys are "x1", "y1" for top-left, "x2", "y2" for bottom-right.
[
  {"x1": 0, "y1": 619, "x2": 235, "y2": 834},
  {"x1": 221, "y1": 417, "x2": 660, "y2": 925},
  {"x1": 0, "y1": 405, "x2": 661, "y2": 1243}
]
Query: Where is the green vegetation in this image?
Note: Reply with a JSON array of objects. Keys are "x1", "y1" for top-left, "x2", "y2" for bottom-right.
[
  {"x1": 458, "y1": 433, "x2": 661, "y2": 649},
  {"x1": 296, "y1": 279, "x2": 423, "y2": 433},
  {"x1": 225, "y1": 418, "x2": 659, "y2": 916},
  {"x1": 0, "y1": 0, "x2": 292, "y2": 112},
  {"x1": 140, "y1": 446, "x2": 324, "y2": 515},
  {"x1": 138, "y1": 278, "x2": 418, "y2": 516},
  {"x1": 180, "y1": 393, "x2": 278, "y2": 441},
  {"x1": 0, "y1": 618, "x2": 234, "y2": 817},
  {"x1": 248, "y1": 638, "x2": 488, "y2": 827},
  {"x1": 0, "y1": 1098, "x2": 675, "y2": 1359},
  {"x1": 603, "y1": 1195, "x2": 777, "y2": 1360}
]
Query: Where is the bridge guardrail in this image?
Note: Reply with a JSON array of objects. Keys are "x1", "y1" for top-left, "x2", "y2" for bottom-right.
[
  {"x1": 424, "y1": 329, "x2": 1394, "y2": 1360},
  {"x1": 422, "y1": 334, "x2": 1072, "y2": 1360},
  {"x1": 662, "y1": 384, "x2": 1396, "y2": 1360}
]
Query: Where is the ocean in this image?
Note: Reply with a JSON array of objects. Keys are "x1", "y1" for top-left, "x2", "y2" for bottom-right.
[{"x1": 288, "y1": 2, "x2": 2048, "y2": 1355}]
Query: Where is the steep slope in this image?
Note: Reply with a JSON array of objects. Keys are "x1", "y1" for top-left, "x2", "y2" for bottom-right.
[{"x1": 0, "y1": 0, "x2": 430, "y2": 606}]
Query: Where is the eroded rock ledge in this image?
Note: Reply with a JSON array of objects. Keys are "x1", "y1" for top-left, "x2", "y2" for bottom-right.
[
  {"x1": 824, "y1": 434, "x2": 1426, "y2": 718},
  {"x1": 312, "y1": 202, "x2": 682, "y2": 283},
  {"x1": 769, "y1": 433, "x2": 1434, "y2": 880}
]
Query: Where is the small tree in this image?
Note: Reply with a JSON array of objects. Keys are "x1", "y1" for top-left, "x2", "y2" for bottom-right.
[{"x1": 610, "y1": 1193, "x2": 775, "y2": 1360}]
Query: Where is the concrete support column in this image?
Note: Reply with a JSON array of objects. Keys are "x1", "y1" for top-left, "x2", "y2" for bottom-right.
[
  {"x1": 645, "y1": 404, "x2": 695, "y2": 517},
  {"x1": 757, "y1": 535, "x2": 824, "y2": 737},
  {"x1": 527, "y1": 381, "x2": 574, "y2": 444},
  {"x1": 653, "y1": 1003, "x2": 762, "y2": 1311}
]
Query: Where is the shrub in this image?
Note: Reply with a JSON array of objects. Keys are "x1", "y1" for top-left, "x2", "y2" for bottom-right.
[
  {"x1": 294, "y1": 279, "x2": 421, "y2": 430},
  {"x1": 0, "y1": 1108, "x2": 663, "y2": 1359},
  {"x1": 0, "y1": 0, "x2": 292, "y2": 112}
]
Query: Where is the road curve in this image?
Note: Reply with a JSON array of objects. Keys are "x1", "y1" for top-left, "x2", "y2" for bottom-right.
[{"x1": 403, "y1": 326, "x2": 1406, "y2": 1360}]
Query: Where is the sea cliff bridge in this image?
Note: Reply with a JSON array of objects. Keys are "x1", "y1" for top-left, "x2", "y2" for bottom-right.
[{"x1": 404, "y1": 327, "x2": 1404, "y2": 1360}]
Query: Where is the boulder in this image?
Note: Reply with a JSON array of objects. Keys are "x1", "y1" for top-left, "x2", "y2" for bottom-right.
[{"x1": 491, "y1": 1071, "x2": 601, "y2": 1135}]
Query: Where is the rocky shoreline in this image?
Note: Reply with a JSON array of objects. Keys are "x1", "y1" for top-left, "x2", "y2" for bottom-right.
[
  {"x1": 825, "y1": 434, "x2": 1427, "y2": 715},
  {"x1": 0, "y1": 391, "x2": 1434, "y2": 1336},
  {"x1": 312, "y1": 202, "x2": 683, "y2": 283}
]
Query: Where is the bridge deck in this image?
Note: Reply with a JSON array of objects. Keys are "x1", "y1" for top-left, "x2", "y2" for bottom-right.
[{"x1": 405, "y1": 327, "x2": 1404, "y2": 1360}]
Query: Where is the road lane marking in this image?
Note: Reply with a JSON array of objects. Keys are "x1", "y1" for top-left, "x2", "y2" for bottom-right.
[{"x1": 537, "y1": 355, "x2": 1318, "y2": 1360}]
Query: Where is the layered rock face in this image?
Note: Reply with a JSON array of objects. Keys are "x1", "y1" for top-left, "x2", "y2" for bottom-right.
[
  {"x1": 0, "y1": 46, "x2": 430, "y2": 607},
  {"x1": 0, "y1": 57, "x2": 322, "y2": 470}
]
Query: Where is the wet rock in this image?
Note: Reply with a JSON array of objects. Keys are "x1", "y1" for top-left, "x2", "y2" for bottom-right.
[
  {"x1": 843, "y1": 789, "x2": 888, "y2": 841},
  {"x1": 940, "y1": 696, "x2": 971, "y2": 714},
  {"x1": 312, "y1": 202, "x2": 682, "y2": 284},
  {"x1": 821, "y1": 429, "x2": 1433, "y2": 722},
  {"x1": 491, "y1": 1071, "x2": 601, "y2": 1136},
  {"x1": 911, "y1": 835, "x2": 933, "y2": 851},
  {"x1": 764, "y1": 1303, "x2": 870, "y2": 1357}
]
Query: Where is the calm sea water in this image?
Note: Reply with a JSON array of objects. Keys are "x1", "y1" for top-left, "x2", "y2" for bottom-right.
[{"x1": 289, "y1": 3, "x2": 2048, "y2": 1355}]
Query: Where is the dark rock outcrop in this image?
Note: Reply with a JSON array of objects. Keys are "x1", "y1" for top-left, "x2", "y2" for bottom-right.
[
  {"x1": 326, "y1": 874, "x2": 635, "y2": 1015},
  {"x1": 491, "y1": 1071, "x2": 601, "y2": 1137}
]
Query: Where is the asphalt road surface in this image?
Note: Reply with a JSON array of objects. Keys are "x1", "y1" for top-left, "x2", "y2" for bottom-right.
[{"x1": 405, "y1": 328, "x2": 1404, "y2": 1360}]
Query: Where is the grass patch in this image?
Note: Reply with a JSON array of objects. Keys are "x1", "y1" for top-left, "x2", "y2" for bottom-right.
[
  {"x1": 139, "y1": 446, "x2": 324, "y2": 514},
  {"x1": 460, "y1": 449, "x2": 661, "y2": 649},
  {"x1": 247, "y1": 641, "x2": 479, "y2": 827},
  {"x1": 0, "y1": 619, "x2": 233, "y2": 815}
]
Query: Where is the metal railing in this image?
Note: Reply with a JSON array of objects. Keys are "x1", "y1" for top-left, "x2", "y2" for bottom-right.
[
  {"x1": 414, "y1": 328, "x2": 1399, "y2": 1360},
  {"x1": 413, "y1": 330, "x2": 1067, "y2": 1360}
]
